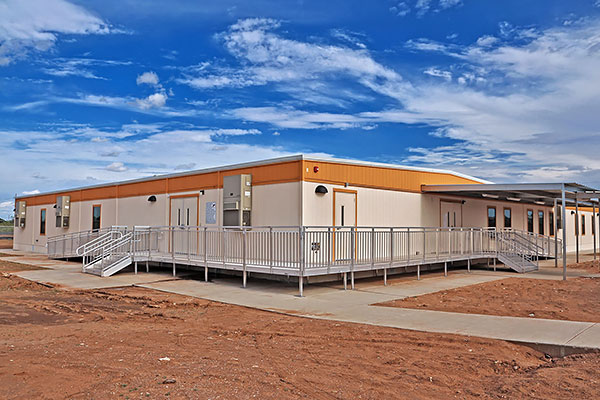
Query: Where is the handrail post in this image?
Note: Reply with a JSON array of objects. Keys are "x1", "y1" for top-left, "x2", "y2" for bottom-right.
[
  {"x1": 132, "y1": 226, "x2": 137, "y2": 275},
  {"x1": 269, "y1": 226, "x2": 274, "y2": 273},
  {"x1": 386, "y1": 228, "x2": 393, "y2": 286},
  {"x1": 407, "y1": 227, "x2": 411, "y2": 266},
  {"x1": 422, "y1": 228, "x2": 426, "y2": 262},
  {"x1": 327, "y1": 227, "x2": 332, "y2": 274},
  {"x1": 204, "y1": 227, "x2": 208, "y2": 282},
  {"x1": 371, "y1": 227, "x2": 375, "y2": 270},
  {"x1": 299, "y1": 226, "x2": 305, "y2": 297},
  {"x1": 242, "y1": 229, "x2": 247, "y2": 288},
  {"x1": 171, "y1": 226, "x2": 176, "y2": 277},
  {"x1": 187, "y1": 226, "x2": 191, "y2": 263},
  {"x1": 350, "y1": 227, "x2": 355, "y2": 290}
]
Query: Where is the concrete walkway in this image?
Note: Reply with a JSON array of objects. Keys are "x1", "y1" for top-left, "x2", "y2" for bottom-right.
[{"x1": 4, "y1": 250, "x2": 600, "y2": 353}]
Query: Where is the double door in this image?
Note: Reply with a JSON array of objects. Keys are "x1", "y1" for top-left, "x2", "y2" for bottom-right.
[{"x1": 170, "y1": 196, "x2": 198, "y2": 255}]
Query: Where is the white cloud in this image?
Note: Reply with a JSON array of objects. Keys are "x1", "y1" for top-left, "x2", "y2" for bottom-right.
[
  {"x1": 415, "y1": 0, "x2": 431, "y2": 16},
  {"x1": 179, "y1": 18, "x2": 411, "y2": 104},
  {"x1": 423, "y1": 67, "x2": 452, "y2": 81},
  {"x1": 439, "y1": 0, "x2": 462, "y2": 9},
  {"x1": 390, "y1": 0, "x2": 462, "y2": 18},
  {"x1": 105, "y1": 162, "x2": 127, "y2": 172},
  {"x1": 136, "y1": 71, "x2": 159, "y2": 86},
  {"x1": 389, "y1": 2, "x2": 410, "y2": 17},
  {"x1": 22, "y1": 189, "x2": 40, "y2": 195},
  {"x1": 136, "y1": 92, "x2": 167, "y2": 109},
  {"x1": 0, "y1": 0, "x2": 116, "y2": 65},
  {"x1": 0, "y1": 123, "x2": 313, "y2": 212}
]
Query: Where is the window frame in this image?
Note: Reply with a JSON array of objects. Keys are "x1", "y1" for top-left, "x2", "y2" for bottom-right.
[
  {"x1": 40, "y1": 208, "x2": 46, "y2": 236},
  {"x1": 582, "y1": 214, "x2": 586, "y2": 236},
  {"x1": 527, "y1": 209, "x2": 534, "y2": 233},
  {"x1": 549, "y1": 211, "x2": 555, "y2": 236},
  {"x1": 487, "y1": 206, "x2": 497, "y2": 228},
  {"x1": 538, "y1": 210, "x2": 544, "y2": 236},
  {"x1": 503, "y1": 207, "x2": 512, "y2": 228},
  {"x1": 92, "y1": 204, "x2": 102, "y2": 231}
]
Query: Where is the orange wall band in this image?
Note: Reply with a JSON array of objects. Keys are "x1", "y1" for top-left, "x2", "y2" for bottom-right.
[{"x1": 16, "y1": 159, "x2": 481, "y2": 207}]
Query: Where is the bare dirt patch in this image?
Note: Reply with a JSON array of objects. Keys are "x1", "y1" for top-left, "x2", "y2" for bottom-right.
[
  {"x1": 0, "y1": 259, "x2": 43, "y2": 274},
  {"x1": 1, "y1": 275, "x2": 599, "y2": 399},
  {"x1": 379, "y1": 277, "x2": 600, "y2": 323},
  {"x1": 568, "y1": 259, "x2": 600, "y2": 272},
  {"x1": 0, "y1": 239, "x2": 13, "y2": 249}
]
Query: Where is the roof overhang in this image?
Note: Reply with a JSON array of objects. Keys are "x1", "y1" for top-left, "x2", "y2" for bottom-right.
[{"x1": 421, "y1": 183, "x2": 600, "y2": 207}]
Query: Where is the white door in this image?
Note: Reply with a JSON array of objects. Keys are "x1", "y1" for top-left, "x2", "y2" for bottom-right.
[
  {"x1": 441, "y1": 201, "x2": 462, "y2": 228},
  {"x1": 170, "y1": 196, "x2": 198, "y2": 254},
  {"x1": 334, "y1": 191, "x2": 356, "y2": 261}
]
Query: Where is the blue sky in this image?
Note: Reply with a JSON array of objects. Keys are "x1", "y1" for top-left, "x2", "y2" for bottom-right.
[{"x1": 2, "y1": 0, "x2": 600, "y2": 218}]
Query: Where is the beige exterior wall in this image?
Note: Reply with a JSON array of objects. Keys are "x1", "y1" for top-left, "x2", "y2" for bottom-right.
[
  {"x1": 14, "y1": 181, "x2": 302, "y2": 252},
  {"x1": 14, "y1": 178, "x2": 599, "y2": 255}
]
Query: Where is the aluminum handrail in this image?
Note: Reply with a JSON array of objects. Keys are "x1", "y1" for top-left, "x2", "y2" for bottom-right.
[{"x1": 76, "y1": 230, "x2": 124, "y2": 256}]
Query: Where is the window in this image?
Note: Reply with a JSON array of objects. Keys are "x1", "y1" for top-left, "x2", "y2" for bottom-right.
[
  {"x1": 487, "y1": 207, "x2": 496, "y2": 228},
  {"x1": 92, "y1": 205, "x2": 101, "y2": 231},
  {"x1": 527, "y1": 210, "x2": 534, "y2": 233},
  {"x1": 538, "y1": 211, "x2": 544, "y2": 235},
  {"x1": 40, "y1": 209, "x2": 46, "y2": 235},
  {"x1": 593, "y1": 215, "x2": 596, "y2": 236},
  {"x1": 582, "y1": 214, "x2": 586, "y2": 236},
  {"x1": 504, "y1": 208, "x2": 512, "y2": 228},
  {"x1": 557, "y1": 209, "x2": 562, "y2": 230},
  {"x1": 574, "y1": 214, "x2": 579, "y2": 236},
  {"x1": 549, "y1": 211, "x2": 555, "y2": 236}
]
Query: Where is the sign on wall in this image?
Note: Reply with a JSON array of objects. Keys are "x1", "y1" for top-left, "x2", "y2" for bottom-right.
[{"x1": 205, "y1": 202, "x2": 217, "y2": 224}]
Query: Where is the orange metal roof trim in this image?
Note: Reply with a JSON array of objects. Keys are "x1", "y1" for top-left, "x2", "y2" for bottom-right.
[{"x1": 16, "y1": 157, "x2": 483, "y2": 206}]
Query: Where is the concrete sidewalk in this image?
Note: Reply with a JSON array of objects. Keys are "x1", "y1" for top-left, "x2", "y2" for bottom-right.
[
  {"x1": 4, "y1": 250, "x2": 600, "y2": 353},
  {"x1": 137, "y1": 273, "x2": 600, "y2": 352}
]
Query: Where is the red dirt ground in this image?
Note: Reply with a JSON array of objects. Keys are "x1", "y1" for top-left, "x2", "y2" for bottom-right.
[
  {"x1": 379, "y1": 277, "x2": 600, "y2": 323},
  {"x1": 1, "y1": 261, "x2": 600, "y2": 399},
  {"x1": 568, "y1": 259, "x2": 600, "y2": 272},
  {"x1": 0, "y1": 239, "x2": 13, "y2": 249}
]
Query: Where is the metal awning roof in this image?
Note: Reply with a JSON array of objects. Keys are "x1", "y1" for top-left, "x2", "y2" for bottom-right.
[{"x1": 421, "y1": 183, "x2": 600, "y2": 207}]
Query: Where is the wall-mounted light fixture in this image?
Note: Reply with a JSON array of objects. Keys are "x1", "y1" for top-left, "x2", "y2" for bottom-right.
[
  {"x1": 148, "y1": 195, "x2": 157, "y2": 202},
  {"x1": 200, "y1": 190, "x2": 205, "y2": 195},
  {"x1": 507, "y1": 197, "x2": 522, "y2": 202},
  {"x1": 571, "y1": 210, "x2": 576, "y2": 215},
  {"x1": 315, "y1": 185, "x2": 328, "y2": 195},
  {"x1": 481, "y1": 193, "x2": 499, "y2": 199}
]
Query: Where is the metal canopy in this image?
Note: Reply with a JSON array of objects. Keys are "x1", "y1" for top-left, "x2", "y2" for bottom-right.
[{"x1": 421, "y1": 183, "x2": 600, "y2": 207}]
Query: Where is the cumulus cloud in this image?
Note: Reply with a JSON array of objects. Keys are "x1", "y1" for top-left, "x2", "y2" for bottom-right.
[
  {"x1": 22, "y1": 189, "x2": 40, "y2": 195},
  {"x1": 136, "y1": 92, "x2": 167, "y2": 109},
  {"x1": 0, "y1": 0, "x2": 117, "y2": 65},
  {"x1": 136, "y1": 71, "x2": 159, "y2": 86},
  {"x1": 105, "y1": 162, "x2": 127, "y2": 172}
]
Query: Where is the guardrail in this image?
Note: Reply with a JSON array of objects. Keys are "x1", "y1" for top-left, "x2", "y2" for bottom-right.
[
  {"x1": 48, "y1": 226, "x2": 127, "y2": 258},
  {"x1": 49, "y1": 225, "x2": 562, "y2": 295}
]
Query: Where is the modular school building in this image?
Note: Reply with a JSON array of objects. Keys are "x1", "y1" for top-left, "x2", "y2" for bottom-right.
[{"x1": 12, "y1": 155, "x2": 600, "y2": 292}]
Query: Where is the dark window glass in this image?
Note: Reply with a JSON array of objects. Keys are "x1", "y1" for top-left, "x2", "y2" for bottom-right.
[
  {"x1": 504, "y1": 208, "x2": 512, "y2": 228},
  {"x1": 40, "y1": 209, "x2": 46, "y2": 235},
  {"x1": 549, "y1": 211, "x2": 555, "y2": 236},
  {"x1": 538, "y1": 211, "x2": 544, "y2": 235},
  {"x1": 527, "y1": 210, "x2": 534, "y2": 233},
  {"x1": 582, "y1": 215, "x2": 586, "y2": 235},
  {"x1": 92, "y1": 206, "x2": 101, "y2": 231},
  {"x1": 487, "y1": 207, "x2": 496, "y2": 228}
]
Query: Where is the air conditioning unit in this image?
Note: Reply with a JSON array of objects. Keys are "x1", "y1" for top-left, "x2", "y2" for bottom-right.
[
  {"x1": 55, "y1": 195, "x2": 71, "y2": 228},
  {"x1": 223, "y1": 174, "x2": 252, "y2": 226},
  {"x1": 15, "y1": 201, "x2": 26, "y2": 228}
]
